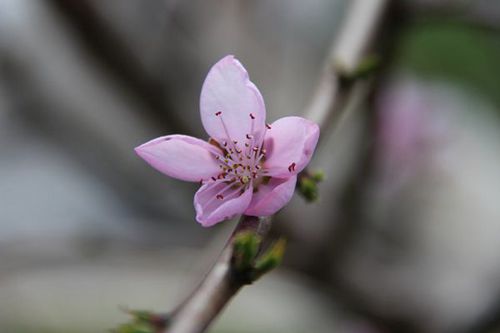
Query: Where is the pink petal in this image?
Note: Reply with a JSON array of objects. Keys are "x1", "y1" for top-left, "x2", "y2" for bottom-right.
[
  {"x1": 245, "y1": 175, "x2": 297, "y2": 217},
  {"x1": 263, "y1": 117, "x2": 320, "y2": 178},
  {"x1": 200, "y1": 55, "x2": 266, "y2": 146},
  {"x1": 135, "y1": 135, "x2": 221, "y2": 182},
  {"x1": 194, "y1": 182, "x2": 253, "y2": 227}
]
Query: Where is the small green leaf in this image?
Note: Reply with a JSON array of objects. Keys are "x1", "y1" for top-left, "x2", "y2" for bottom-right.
[
  {"x1": 114, "y1": 322, "x2": 155, "y2": 333},
  {"x1": 254, "y1": 238, "x2": 286, "y2": 279},
  {"x1": 112, "y1": 309, "x2": 168, "y2": 333}
]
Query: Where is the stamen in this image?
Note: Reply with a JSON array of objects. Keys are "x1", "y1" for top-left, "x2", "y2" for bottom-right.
[
  {"x1": 216, "y1": 194, "x2": 224, "y2": 200},
  {"x1": 288, "y1": 162, "x2": 296, "y2": 172},
  {"x1": 211, "y1": 176, "x2": 217, "y2": 181},
  {"x1": 266, "y1": 123, "x2": 272, "y2": 129},
  {"x1": 215, "y1": 111, "x2": 222, "y2": 116},
  {"x1": 249, "y1": 113, "x2": 255, "y2": 120}
]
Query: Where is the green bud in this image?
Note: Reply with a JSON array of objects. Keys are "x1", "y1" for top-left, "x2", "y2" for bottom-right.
[
  {"x1": 254, "y1": 238, "x2": 286, "y2": 279},
  {"x1": 311, "y1": 170, "x2": 325, "y2": 182},
  {"x1": 297, "y1": 169, "x2": 324, "y2": 202},
  {"x1": 232, "y1": 231, "x2": 261, "y2": 272},
  {"x1": 299, "y1": 178, "x2": 318, "y2": 202}
]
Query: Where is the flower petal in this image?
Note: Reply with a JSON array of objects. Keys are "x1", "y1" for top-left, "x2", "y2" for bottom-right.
[
  {"x1": 135, "y1": 135, "x2": 221, "y2": 182},
  {"x1": 263, "y1": 117, "x2": 320, "y2": 177},
  {"x1": 200, "y1": 55, "x2": 266, "y2": 146},
  {"x1": 245, "y1": 176, "x2": 297, "y2": 217},
  {"x1": 194, "y1": 182, "x2": 253, "y2": 227}
]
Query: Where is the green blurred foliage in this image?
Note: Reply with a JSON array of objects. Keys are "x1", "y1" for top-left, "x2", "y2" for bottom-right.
[{"x1": 395, "y1": 19, "x2": 500, "y2": 109}]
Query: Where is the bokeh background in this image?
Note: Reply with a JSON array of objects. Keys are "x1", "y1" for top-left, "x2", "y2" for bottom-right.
[{"x1": 1, "y1": 1, "x2": 500, "y2": 332}]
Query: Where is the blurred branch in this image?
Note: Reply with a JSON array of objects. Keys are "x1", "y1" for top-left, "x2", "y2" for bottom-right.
[
  {"x1": 47, "y1": 0, "x2": 189, "y2": 134},
  {"x1": 304, "y1": 0, "x2": 389, "y2": 136}
]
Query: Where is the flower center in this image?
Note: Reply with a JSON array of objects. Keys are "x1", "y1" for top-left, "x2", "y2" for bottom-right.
[{"x1": 208, "y1": 112, "x2": 271, "y2": 200}]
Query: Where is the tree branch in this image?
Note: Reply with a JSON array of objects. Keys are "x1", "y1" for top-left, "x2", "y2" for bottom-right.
[
  {"x1": 166, "y1": 215, "x2": 272, "y2": 333},
  {"x1": 305, "y1": 0, "x2": 388, "y2": 135}
]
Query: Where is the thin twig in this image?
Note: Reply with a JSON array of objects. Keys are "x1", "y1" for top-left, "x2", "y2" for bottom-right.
[{"x1": 166, "y1": 216, "x2": 272, "y2": 333}]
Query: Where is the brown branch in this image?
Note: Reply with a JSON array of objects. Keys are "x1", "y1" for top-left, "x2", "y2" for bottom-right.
[{"x1": 165, "y1": 215, "x2": 272, "y2": 333}]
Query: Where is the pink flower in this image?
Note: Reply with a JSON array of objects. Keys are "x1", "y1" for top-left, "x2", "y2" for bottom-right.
[{"x1": 135, "y1": 55, "x2": 320, "y2": 227}]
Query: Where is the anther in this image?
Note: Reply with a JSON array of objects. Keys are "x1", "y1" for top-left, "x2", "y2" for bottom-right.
[
  {"x1": 252, "y1": 147, "x2": 259, "y2": 152},
  {"x1": 246, "y1": 134, "x2": 253, "y2": 140},
  {"x1": 216, "y1": 194, "x2": 224, "y2": 200},
  {"x1": 233, "y1": 140, "x2": 238, "y2": 145},
  {"x1": 211, "y1": 176, "x2": 217, "y2": 181},
  {"x1": 249, "y1": 113, "x2": 255, "y2": 120},
  {"x1": 222, "y1": 141, "x2": 228, "y2": 147},
  {"x1": 215, "y1": 111, "x2": 222, "y2": 116},
  {"x1": 255, "y1": 165, "x2": 261, "y2": 170},
  {"x1": 261, "y1": 149, "x2": 267, "y2": 155},
  {"x1": 266, "y1": 123, "x2": 272, "y2": 129},
  {"x1": 288, "y1": 162, "x2": 296, "y2": 172}
]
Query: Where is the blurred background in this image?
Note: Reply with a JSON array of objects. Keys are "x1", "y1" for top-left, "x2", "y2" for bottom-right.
[{"x1": 1, "y1": 1, "x2": 500, "y2": 332}]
